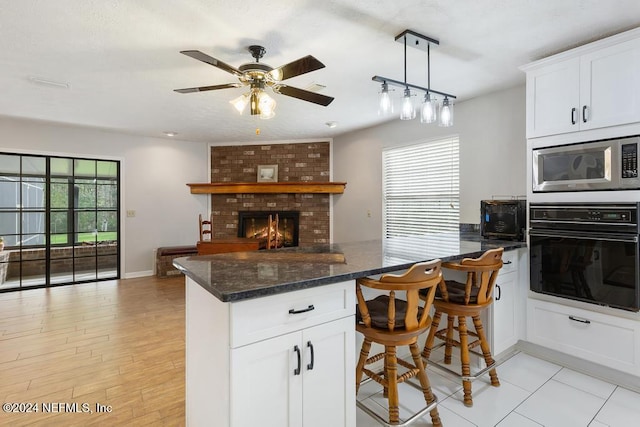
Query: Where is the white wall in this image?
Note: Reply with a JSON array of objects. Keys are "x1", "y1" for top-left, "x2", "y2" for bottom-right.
[
  {"x1": 332, "y1": 85, "x2": 527, "y2": 243},
  {"x1": 0, "y1": 116, "x2": 209, "y2": 277}
]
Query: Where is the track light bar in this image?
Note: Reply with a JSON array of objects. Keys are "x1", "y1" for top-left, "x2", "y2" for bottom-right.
[{"x1": 371, "y1": 75, "x2": 456, "y2": 100}]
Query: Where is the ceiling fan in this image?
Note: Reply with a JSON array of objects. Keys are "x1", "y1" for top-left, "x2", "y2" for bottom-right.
[{"x1": 175, "y1": 45, "x2": 334, "y2": 119}]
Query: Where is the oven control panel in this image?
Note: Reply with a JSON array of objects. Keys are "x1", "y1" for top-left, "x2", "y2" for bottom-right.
[{"x1": 530, "y1": 203, "x2": 638, "y2": 226}]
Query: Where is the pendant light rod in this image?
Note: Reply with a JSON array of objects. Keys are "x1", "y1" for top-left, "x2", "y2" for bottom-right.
[
  {"x1": 372, "y1": 75, "x2": 456, "y2": 99},
  {"x1": 404, "y1": 34, "x2": 408, "y2": 88},
  {"x1": 427, "y1": 43, "x2": 431, "y2": 91}
]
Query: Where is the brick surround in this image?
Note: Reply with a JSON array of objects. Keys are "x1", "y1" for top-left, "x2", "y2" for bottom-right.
[{"x1": 210, "y1": 142, "x2": 331, "y2": 246}]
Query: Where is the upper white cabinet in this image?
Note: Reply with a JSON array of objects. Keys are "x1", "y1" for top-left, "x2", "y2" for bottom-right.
[{"x1": 523, "y1": 29, "x2": 640, "y2": 138}]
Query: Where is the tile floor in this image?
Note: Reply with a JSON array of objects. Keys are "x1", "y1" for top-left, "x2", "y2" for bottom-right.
[{"x1": 355, "y1": 352, "x2": 640, "y2": 427}]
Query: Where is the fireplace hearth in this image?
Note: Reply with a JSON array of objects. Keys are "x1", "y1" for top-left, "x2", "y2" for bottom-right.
[{"x1": 238, "y1": 211, "x2": 299, "y2": 249}]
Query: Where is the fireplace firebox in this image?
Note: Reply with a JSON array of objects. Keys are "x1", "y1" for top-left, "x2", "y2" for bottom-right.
[{"x1": 237, "y1": 211, "x2": 299, "y2": 249}]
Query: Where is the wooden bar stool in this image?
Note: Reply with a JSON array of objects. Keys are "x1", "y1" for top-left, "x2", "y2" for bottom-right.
[
  {"x1": 421, "y1": 247, "x2": 504, "y2": 407},
  {"x1": 355, "y1": 259, "x2": 442, "y2": 427}
]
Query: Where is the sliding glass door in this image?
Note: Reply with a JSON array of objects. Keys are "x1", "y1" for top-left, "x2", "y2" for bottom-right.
[{"x1": 0, "y1": 153, "x2": 120, "y2": 291}]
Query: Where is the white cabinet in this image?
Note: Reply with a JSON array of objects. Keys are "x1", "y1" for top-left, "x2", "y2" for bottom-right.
[
  {"x1": 489, "y1": 248, "x2": 526, "y2": 356},
  {"x1": 185, "y1": 278, "x2": 355, "y2": 427},
  {"x1": 230, "y1": 317, "x2": 354, "y2": 427},
  {"x1": 525, "y1": 57, "x2": 580, "y2": 138},
  {"x1": 524, "y1": 30, "x2": 640, "y2": 138},
  {"x1": 527, "y1": 298, "x2": 640, "y2": 375}
]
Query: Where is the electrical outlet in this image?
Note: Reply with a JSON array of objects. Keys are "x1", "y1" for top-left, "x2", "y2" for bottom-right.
[{"x1": 126, "y1": 210, "x2": 136, "y2": 218}]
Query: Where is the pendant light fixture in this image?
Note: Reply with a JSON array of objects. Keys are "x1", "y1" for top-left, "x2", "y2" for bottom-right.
[
  {"x1": 372, "y1": 29, "x2": 456, "y2": 126},
  {"x1": 420, "y1": 43, "x2": 439, "y2": 123},
  {"x1": 378, "y1": 81, "x2": 393, "y2": 115}
]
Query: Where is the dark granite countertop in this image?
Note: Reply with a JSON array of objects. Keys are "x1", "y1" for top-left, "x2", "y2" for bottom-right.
[{"x1": 173, "y1": 232, "x2": 526, "y2": 302}]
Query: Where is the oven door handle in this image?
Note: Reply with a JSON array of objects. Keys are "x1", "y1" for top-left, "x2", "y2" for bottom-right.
[{"x1": 529, "y1": 229, "x2": 639, "y2": 243}]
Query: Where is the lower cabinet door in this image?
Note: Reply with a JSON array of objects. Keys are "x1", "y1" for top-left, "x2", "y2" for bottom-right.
[
  {"x1": 492, "y1": 270, "x2": 518, "y2": 355},
  {"x1": 230, "y1": 331, "x2": 303, "y2": 427},
  {"x1": 230, "y1": 315, "x2": 355, "y2": 427},
  {"x1": 302, "y1": 316, "x2": 355, "y2": 427}
]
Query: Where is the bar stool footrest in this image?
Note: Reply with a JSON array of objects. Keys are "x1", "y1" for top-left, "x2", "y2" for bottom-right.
[
  {"x1": 356, "y1": 394, "x2": 438, "y2": 427},
  {"x1": 423, "y1": 349, "x2": 520, "y2": 383}
]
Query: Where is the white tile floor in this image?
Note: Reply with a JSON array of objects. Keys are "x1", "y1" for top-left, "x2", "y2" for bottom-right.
[{"x1": 356, "y1": 352, "x2": 640, "y2": 427}]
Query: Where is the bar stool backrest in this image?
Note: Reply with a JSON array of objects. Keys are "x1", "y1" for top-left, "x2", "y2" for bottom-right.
[
  {"x1": 443, "y1": 248, "x2": 504, "y2": 305},
  {"x1": 356, "y1": 259, "x2": 442, "y2": 333}
]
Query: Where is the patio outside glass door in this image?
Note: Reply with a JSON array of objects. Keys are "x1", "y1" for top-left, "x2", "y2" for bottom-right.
[{"x1": 0, "y1": 153, "x2": 120, "y2": 291}]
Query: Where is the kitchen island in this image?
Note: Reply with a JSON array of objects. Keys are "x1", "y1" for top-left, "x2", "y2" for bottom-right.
[{"x1": 174, "y1": 234, "x2": 526, "y2": 427}]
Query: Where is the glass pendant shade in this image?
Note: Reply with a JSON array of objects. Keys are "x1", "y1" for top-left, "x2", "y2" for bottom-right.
[
  {"x1": 439, "y1": 97, "x2": 454, "y2": 127},
  {"x1": 258, "y1": 92, "x2": 276, "y2": 120},
  {"x1": 230, "y1": 94, "x2": 249, "y2": 114},
  {"x1": 420, "y1": 93, "x2": 438, "y2": 124},
  {"x1": 399, "y1": 88, "x2": 415, "y2": 120},
  {"x1": 378, "y1": 82, "x2": 393, "y2": 116}
]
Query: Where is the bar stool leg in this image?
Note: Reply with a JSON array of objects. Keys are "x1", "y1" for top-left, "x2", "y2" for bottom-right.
[
  {"x1": 473, "y1": 315, "x2": 500, "y2": 387},
  {"x1": 355, "y1": 338, "x2": 372, "y2": 394},
  {"x1": 444, "y1": 314, "x2": 455, "y2": 364},
  {"x1": 385, "y1": 346, "x2": 400, "y2": 424},
  {"x1": 458, "y1": 315, "x2": 473, "y2": 407},
  {"x1": 422, "y1": 310, "x2": 442, "y2": 359},
  {"x1": 409, "y1": 343, "x2": 442, "y2": 427}
]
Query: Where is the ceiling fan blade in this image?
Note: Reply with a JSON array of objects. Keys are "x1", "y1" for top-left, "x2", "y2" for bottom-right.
[
  {"x1": 269, "y1": 55, "x2": 325, "y2": 81},
  {"x1": 180, "y1": 50, "x2": 243, "y2": 77},
  {"x1": 174, "y1": 83, "x2": 242, "y2": 94},
  {"x1": 275, "y1": 85, "x2": 334, "y2": 106}
]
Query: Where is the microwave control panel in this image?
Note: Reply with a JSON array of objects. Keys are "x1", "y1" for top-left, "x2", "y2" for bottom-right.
[{"x1": 621, "y1": 143, "x2": 638, "y2": 178}]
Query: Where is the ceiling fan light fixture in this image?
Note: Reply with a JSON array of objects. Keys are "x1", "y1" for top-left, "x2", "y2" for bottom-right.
[
  {"x1": 175, "y1": 45, "x2": 333, "y2": 122},
  {"x1": 259, "y1": 92, "x2": 276, "y2": 120},
  {"x1": 230, "y1": 93, "x2": 249, "y2": 114}
]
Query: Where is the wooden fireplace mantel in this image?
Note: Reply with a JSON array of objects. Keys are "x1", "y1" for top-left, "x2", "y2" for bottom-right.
[{"x1": 186, "y1": 182, "x2": 346, "y2": 195}]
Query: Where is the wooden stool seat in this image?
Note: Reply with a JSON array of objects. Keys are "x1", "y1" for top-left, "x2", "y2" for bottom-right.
[
  {"x1": 422, "y1": 248, "x2": 504, "y2": 407},
  {"x1": 355, "y1": 260, "x2": 443, "y2": 427}
]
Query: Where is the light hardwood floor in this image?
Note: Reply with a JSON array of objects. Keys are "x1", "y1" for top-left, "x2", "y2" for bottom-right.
[{"x1": 0, "y1": 276, "x2": 185, "y2": 426}]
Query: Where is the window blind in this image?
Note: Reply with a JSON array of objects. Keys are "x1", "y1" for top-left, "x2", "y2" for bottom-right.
[{"x1": 383, "y1": 136, "x2": 460, "y2": 240}]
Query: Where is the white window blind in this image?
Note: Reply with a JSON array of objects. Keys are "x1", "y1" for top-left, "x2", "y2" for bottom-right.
[{"x1": 383, "y1": 136, "x2": 460, "y2": 238}]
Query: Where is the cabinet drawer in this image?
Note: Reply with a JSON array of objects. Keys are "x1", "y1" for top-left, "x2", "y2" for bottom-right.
[
  {"x1": 527, "y1": 299, "x2": 640, "y2": 374},
  {"x1": 230, "y1": 281, "x2": 355, "y2": 348},
  {"x1": 500, "y1": 250, "x2": 518, "y2": 274}
]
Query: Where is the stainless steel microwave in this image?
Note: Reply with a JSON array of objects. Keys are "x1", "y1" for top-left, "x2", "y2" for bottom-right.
[{"x1": 532, "y1": 136, "x2": 640, "y2": 192}]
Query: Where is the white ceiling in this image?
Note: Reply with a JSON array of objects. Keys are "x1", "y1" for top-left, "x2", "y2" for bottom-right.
[{"x1": 1, "y1": 0, "x2": 640, "y2": 143}]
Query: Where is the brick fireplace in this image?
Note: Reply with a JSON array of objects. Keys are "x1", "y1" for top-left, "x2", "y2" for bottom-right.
[{"x1": 209, "y1": 142, "x2": 331, "y2": 246}]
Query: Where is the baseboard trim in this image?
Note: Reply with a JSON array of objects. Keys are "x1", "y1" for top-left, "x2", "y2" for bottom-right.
[
  {"x1": 124, "y1": 270, "x2": 154, "y2": 279},
  {"x1": 516, "y1": 340, "x2": 640, "y2": 393}
]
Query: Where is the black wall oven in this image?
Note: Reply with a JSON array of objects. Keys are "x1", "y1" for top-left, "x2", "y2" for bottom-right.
[{"x1": 529, "y1": 203, "x2": 640, "y2": 312}]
